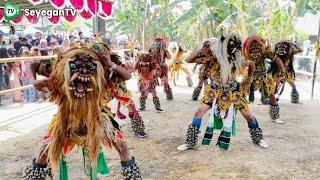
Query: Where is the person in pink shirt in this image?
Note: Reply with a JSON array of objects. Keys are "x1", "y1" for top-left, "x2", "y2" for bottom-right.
[{"x1": 20, "y1": 47, "x2": 36, "y2": 102}]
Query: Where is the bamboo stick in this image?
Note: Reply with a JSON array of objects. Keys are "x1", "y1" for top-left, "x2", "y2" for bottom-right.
[
  {"x1": 0, "y1": 55, "x2": 57, "y2": 63},
  {"x1": 0, "y1": 85, "x2": 34, "y2": 94}
]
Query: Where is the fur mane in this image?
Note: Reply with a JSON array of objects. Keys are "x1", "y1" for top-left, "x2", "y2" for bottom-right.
[
  {"x1": 47, "y1": 47, "x2": 108, "y2": 172},
  {"x1": 211, "y1": 34, "x2": 244, "y2": 87}
]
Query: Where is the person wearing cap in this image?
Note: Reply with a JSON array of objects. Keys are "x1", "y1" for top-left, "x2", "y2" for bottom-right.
[{"x1": 14, "y1": 35, "x2": 31, "y2": 54}]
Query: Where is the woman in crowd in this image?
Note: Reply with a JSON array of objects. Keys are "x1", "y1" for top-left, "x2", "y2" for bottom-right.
[
  {"x1": 20, "y1": 47, "x2": 36, "y2": 103},
  {"x1": 58, "y1": 38, "x2": 70, "y2": 53},
  {"x1": 8, "y1": 48, "x2": 23, "y2": 103}
]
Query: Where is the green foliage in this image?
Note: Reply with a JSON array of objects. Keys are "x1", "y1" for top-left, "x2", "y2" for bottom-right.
[{"x1": 108, "y1": 0, "x2": 318, "y2": 50}]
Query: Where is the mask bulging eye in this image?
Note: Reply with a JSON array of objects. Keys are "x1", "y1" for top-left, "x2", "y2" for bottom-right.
[
  {"x1": 70, "y1": 61, "x2": 77, "y2": 70},
  {"x1": 90, "y1": 64, "x2": 97, "y2": 72}
]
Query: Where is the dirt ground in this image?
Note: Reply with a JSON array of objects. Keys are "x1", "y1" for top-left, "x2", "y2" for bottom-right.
[{"x1": 0, "y1": 84, "x2": 320, "y2": 180}]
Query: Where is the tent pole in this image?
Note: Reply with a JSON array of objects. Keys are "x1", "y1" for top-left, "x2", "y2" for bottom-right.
[
  {"x1": 93, "y1": 0, "x2": 98, "y2": 34},
  {"x1": 311, "y1": 18, "x2": 320, "y2": 100}
]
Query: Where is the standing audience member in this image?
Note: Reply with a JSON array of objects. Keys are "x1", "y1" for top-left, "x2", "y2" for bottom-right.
[
  {"x1": 69, "y1": 35, "x2": 75, "y2": 42},
  {"x1": 20, "y1": 47, "x2": 36, "y2": 103},
  {"x1": 39, "y1": 39, "x2": 48, "y2": 49},
  {"x1": 0, "y1": 43, "x2": 9, "y2": 105},
  {"x1": 0, "y1": 34, "x2": 4, "y2": 44},
  {"x1": 14, "y1": 36, "x2": 31, "y2": 53},
  {"x1": 49, "y1": 38, "x2": 58, "y2": 50},
  {"x1": 9, "y1": 26, "x2": 15, "y2": 35},
  {"x1": 32, "y1": 32, "x2": 42, "y2": 46},
  {"x1": 36, "y1": 48, "x2": 49, "y2": 103},
  {"x1": 8, "y1": 49, "x2": 22, "y2": 103},
  {"x1": 70, "y1": 38, "x2": 80, "y2": 48},
  {"x1": 8, "y1": 35, "x2": 18, "y2": 48},
  {"x1": 58, "y1": 38, "x2": 70, "y2": 53}
]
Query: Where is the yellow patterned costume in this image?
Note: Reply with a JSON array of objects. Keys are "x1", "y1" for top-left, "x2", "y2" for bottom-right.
[
  {"x1": 168, "y1": 42, "x2": 193, "y2": 87},
  {"x1": 178, "y1": 33, "x2": 267, "y2": 152},
  {"x1": 199, "y1": 57, "x2": 250, "y2": 112}
]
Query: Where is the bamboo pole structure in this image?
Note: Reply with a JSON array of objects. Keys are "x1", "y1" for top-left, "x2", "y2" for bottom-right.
[
  {"x1": 0, "y1": 55, "x2": 56, "y2": 63},
  {"x1": 0, "y1": 85, "x2": 34, "y2": 95},
  {"x1": 311, "y1": 18, "x2": 320, "y2": 100}
]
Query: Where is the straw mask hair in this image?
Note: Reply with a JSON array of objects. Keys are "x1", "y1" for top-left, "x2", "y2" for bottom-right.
[
  {"x1": 46, "y1": 47, "x2": 107, "y2": 172},
  {"x1": 212, "y1": 33, "x2": 244, "y2": 87}
]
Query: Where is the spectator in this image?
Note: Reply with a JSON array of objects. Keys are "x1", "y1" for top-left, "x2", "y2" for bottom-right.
[
  {"x1": 69, "y1": 35, "x2": 75, "y2": 42},
  {"x1": 58, "y1": 38, "x2": 70, "y2": 53},
  {"x1": 78, "y1": 31, "x2": 85, "y2": 43},
  {"x1": 14, "y1": 36, "x2": 31, "y2": 54},
  {"x1": 8, "y1": 35, "x2": 18, "y2": 46},
  {"x1": 8, "y1": 49, "x2": 23, "y2": 103},
  {"x1": 36, "y1": 48, "x2": 49, "y2": 103},
  {"x1": 70, "y1": 38, "x2": 80, "y2": 48},
  {"x1": 20, "y1": 47, "x2": 36, "y2": 103},
  {"x1": 0, "y1": 33, "x2": 4, "y2": 44},
  {"x1": 9, "y1": 26, "x2": 15, "y2": 35},
  {"x1": 0, "y1": 45, "x2": 9, "y2": 105},
  {"x1": 29, "y1": 47, "x2": 39, "y2": 57},
  {"x1": 49, "y1": 38, "x2": 58, "y2": 49},
  {"x1": 39, "y1": 39, "x2": 48, "y2": 49},
  {"x1": 32, "y1": 32, "x2": 42, "y2": 46}
]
